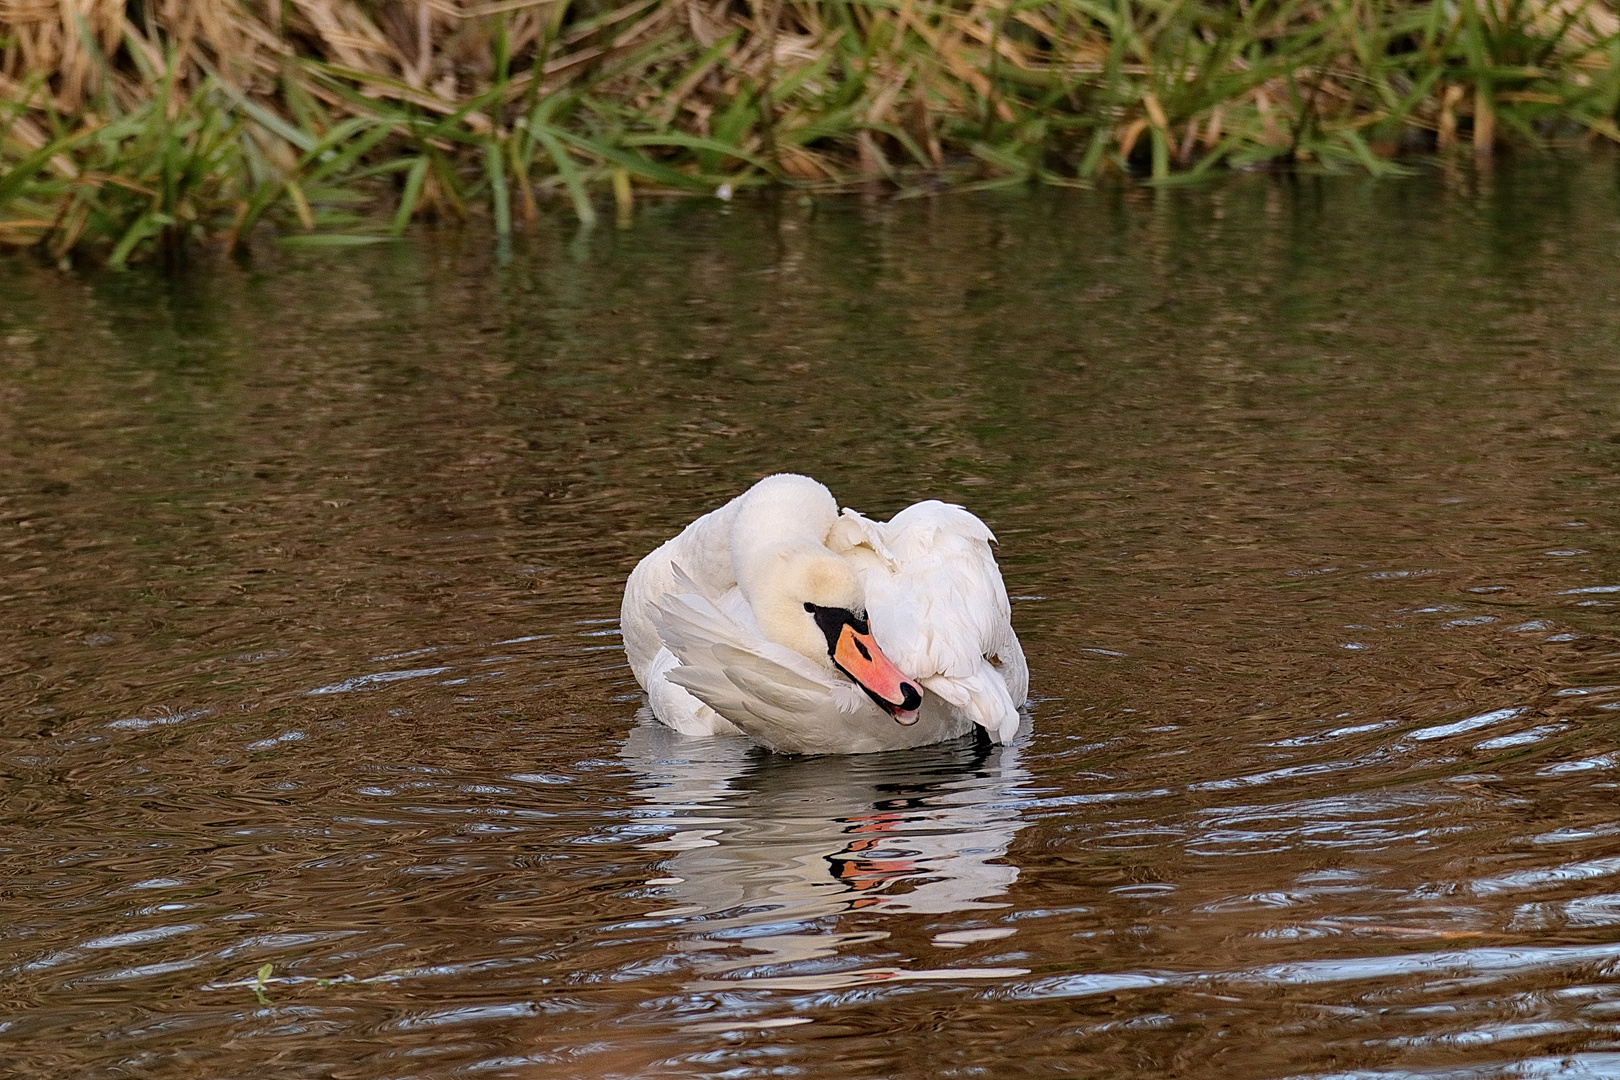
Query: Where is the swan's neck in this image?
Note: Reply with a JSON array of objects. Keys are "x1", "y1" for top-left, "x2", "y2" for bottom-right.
[{"x1": 728, "y1": 476, "x2": 855, "y2": 665}]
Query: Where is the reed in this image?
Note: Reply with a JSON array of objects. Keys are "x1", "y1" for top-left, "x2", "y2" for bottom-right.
[{"x1": 3, "y1": 0, "x2": 1617, "y2": 263}]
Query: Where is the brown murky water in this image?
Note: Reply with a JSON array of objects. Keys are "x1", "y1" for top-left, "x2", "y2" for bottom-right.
[{"x1": 3, "y1": 164, "x2": 1620, "y2": 1079}]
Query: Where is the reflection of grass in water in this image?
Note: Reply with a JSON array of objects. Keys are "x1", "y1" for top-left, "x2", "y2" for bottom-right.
[
  {"x1": 1, "y1": 0, "x2": 1618, "y2": 263},
  {"x1": 3, "y1": 0, "x2": 1620, "y2": 262}
]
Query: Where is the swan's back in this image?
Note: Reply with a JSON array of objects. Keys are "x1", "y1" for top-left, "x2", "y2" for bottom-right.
[
  {"x1": 833, "y1": 500, "x2": 1027, "y2": 742},
  {"x1": 621, "y1": 472, "x2": 839, "y2": 693}
]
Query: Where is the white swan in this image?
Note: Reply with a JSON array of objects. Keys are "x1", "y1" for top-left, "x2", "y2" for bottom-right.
[{"x1": 620, "y1": 473, "x2": 1028, "y2": 754}]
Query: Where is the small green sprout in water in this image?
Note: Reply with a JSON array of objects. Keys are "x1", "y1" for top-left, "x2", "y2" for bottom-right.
[{"x1": 252, "y1": 962, "x2": 273, "y2": 1005}]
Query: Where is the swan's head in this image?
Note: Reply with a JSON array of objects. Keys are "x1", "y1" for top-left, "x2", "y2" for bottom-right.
[
  {"x1": 804, "y1": 603, "x2": 924, "y2": 724},
  {"x1": 743, "y1": 545, "x2": 923, "y2": 725}
]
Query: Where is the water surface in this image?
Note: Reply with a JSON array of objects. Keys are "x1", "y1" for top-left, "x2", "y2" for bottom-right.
[{"x1": 4, "y1": 164, "x2": 1620, "y2": 1079}]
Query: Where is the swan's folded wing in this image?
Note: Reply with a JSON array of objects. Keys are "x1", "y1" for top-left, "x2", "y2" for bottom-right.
[
  {"x1": 919, "y1": 663, "x2": 1020, "y2": 743},
  {"x1": 653, "y1": 580, "x2": 857, "y2": 734},
  {"x1": 646, "y1": 645, "x2": 742, "y2": 736},
  {"x1": 652, "y1": 579, "x2": 828, "y2": 685},
  {"x1": 991, "y1": 624, "x2": 1030, "y2": 710},
  {"x1": 667, "y1": 653, "x2": 821, "y2": 722},
  {"x1": 845, "y1": 502, "x2": 1012, "y2": 678},
  {"x1": 842, "y1": 502, "x2": 1026, "y2": 740},
  {"x1": 651, "y1": 571, "x2": 746, "y2": 668}
]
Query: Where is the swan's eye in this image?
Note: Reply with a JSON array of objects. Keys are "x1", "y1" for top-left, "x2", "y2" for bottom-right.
[{"x1": 804, "y1": 602, "x2": 817, "y2": 613}]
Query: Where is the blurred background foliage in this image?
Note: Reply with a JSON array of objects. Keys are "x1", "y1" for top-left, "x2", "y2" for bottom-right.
[{"x1": 2, "y1": 0, "x2": 1618, "y2": 264}]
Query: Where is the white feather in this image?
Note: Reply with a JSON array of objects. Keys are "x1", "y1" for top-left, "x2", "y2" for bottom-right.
[{"x1": 829, "y1": 679, "x2": 868, "y2": 714}]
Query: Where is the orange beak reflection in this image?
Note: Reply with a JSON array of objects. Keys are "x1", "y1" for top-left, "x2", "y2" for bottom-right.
[{"x1": 833, "y1": 623, "x2": 923, "y2": 725}]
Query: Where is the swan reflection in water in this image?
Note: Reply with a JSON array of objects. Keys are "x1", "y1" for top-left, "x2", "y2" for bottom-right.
[{"x1": 619, "y1": 718, "x2": 1034, "y2": 978}]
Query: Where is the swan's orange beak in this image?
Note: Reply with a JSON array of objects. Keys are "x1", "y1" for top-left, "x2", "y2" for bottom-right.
[{"x1": 832, "y1": 624, "x2": 923, "y2": 725}]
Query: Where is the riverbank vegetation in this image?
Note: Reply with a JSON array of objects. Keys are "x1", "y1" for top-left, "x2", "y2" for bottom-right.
[{"x1": 3, "y1": 0, "x2": 1618, "y2": 264}]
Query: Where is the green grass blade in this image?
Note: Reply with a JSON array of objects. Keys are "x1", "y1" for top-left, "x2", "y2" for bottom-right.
[
  {"x1": 107, "y1": 210, "x2": 173, "y2": 269},
  {"x1": 534, "y1": 129, "x2": 598, "y2": 226},
  {"x1": 391, "y1": 157, "x2": 430, "y2": 236},
  {"x1": 485, "y1": 141, "x2": 512, "y2": 236}
]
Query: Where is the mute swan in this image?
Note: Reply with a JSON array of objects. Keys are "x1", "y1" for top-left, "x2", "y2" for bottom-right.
[{"x1": 620, "y1": 474, "x2": 1028, "y2": 754}]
